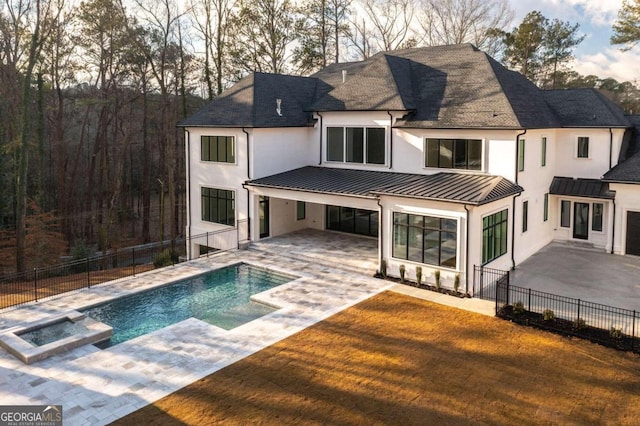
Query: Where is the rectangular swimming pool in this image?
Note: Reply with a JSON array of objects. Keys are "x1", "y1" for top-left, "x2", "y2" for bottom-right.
[{"x1": 82, "y1": 263, "x2": 294, "y2": 347}]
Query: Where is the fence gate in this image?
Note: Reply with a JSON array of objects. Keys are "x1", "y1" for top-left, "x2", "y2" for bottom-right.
[{"x1": 473, "y1": 265, "x2": 509, "y2": 302}]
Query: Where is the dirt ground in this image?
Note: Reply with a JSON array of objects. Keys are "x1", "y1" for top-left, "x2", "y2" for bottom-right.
[{"x1": 115, "y1": 291, "x2": 640, "y2": 425}]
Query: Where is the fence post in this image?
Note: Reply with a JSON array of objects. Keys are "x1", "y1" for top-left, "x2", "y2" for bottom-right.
[
  {"x1": 506, "y1": 270, "x2": 510, "y2": 307},
  {"x1": 633, "y1": 310, "x2": 636, "y2": 353},
  {"x1": 33, "y1": 268, "x2": 38, "y2": 302},
  {"x1": 528, "y1": 288, "x2": 531, "y2": 311},
  {"x1": 86, "y1": 257, "x2": 90, "y2": 288},
  {"x1": 479, "y1": 266, "x2": 484, "y2": 299},
  {"x1": 132, "y1": 248, "x2": 136, "y2": 276},
  {"x1": 577, "y1": 299, "x2": 581, "y2": 324}
]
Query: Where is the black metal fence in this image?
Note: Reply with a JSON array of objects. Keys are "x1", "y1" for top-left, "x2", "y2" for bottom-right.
[
  {"x1": 495, "y1": 278, "x2": 639, "y2": 353},
  {"x1": 0, "y1": 220, "x2": 249, "y2": 310},
  {"x1": 473, "y1": 265, "x2": 510, "y2": 301}
]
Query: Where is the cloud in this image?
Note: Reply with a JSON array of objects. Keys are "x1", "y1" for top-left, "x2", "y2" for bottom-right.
[
  {"x1": 512, "y1": 0, "x2": 623, "y2": 26},
  {"x1": 573, "y1": 47, "x2": 640, "y2": 82}
]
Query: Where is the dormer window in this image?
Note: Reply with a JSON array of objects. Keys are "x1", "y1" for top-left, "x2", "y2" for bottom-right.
[
  {"x1": 425, "y1": 138, "x2": 482, "y2": 170},
  {"x1": 327, "y1": 127, "x2": 385, "y2": 165}
]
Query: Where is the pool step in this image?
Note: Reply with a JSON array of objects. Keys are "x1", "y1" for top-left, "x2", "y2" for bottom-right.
[{"x1": 203, "y1": 302, "x2": 275, "y2": 330}]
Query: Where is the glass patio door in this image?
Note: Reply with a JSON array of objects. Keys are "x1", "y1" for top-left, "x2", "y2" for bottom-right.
[
  {"x1": 573, "y1": 202, "x2": 589, "y2": 240},
  {"x1": 259, "y1": 196, "x2": 269, "y2": 238}
]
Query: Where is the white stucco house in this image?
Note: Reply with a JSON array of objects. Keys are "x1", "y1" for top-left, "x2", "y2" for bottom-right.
[{"x1": 178, "y1": 44, "x2": 640, "y2": 295}]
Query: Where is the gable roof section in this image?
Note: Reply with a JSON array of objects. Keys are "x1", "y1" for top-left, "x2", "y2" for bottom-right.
[
  {"x1": 550, "y1": 177, "x2": 616, "y2": 199},
  {"x1": 542, "y1": 89, "x2": 630, "y2": 128},
  {"x1": 246, "y1": 166, "x2": 522, "y2": 205},
  {"x1": 178, "y1": 73, "x2": 317, "y2": 127}
]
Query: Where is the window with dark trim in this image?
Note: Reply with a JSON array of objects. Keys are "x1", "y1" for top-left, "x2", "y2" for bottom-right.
[
  {"x1": 201, "y1": 136, "x2": 235, "y2": 163},
  {"x1": 543, "y1": 193, "x2": 549, "y2": 222},
  {"x1": 326, "y1": 127, "x2": 385, "y2": 164},
  {"x1": 326, "y1": 206, "x2": 378, "y2": 237},
  {"x1": 592, "y1": 203, "x2": 603, "y2": 231},
  {"x1": 560, "y1": 200, "x2": 571, "y2": 228},
  {"x1": 518, "y1": 139, "x2": 525, "y2": 172},
  {"x1": 541, "y1": 137, "x2": 547, "y2": 167},
  {"x1": 296, "y1": 201, "x2": 306, "y2": 221},
  {"x1": 393, "y1": 213, "x2": 457, "y2": 268},
  {"x1": 201, "y1": 188, "x2": 235, "y2": 225},
  {"x1": 425, "y1": 138, "x2": 481, "y2": 170},
  {"x1": 522, "y1": 201, "x2": 528, "y2": 233},
  {"x1": 482, "y1": 209, "x2": 508, "y2": 264},
  {"x1": 577, "y1": 137, "x2": 589, "y2": 158}
]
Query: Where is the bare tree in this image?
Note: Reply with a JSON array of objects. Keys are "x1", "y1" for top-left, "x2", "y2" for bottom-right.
[
  {"x1": 417, "y1": 0, "x2": 513, "y2": 56},
  {"x1": 357, "y1": 0, "x2": 416, "y2": 53}
]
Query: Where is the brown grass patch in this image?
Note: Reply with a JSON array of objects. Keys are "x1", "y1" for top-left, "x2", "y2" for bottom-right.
[{"x1": 114, "y1": 291, "x2": 640, "y2": 425}]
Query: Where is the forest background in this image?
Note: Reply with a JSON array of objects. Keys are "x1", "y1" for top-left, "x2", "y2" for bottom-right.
[{"x1": 1, "y1": 0, "x2": 639, "y2": 275}]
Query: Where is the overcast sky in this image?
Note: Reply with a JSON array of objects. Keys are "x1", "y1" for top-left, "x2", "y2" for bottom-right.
[{"x1": 510, "y1": 0, "x2": 639, "y2": 83}]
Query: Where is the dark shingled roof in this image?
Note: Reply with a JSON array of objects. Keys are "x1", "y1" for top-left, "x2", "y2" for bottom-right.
[
  {"x1": 605, "y1": 115, "x2": 640, "y2": 183},
  {"x1": 178, "y1": 73, "x2": 317, "y2": 127},
  {"x1": 246, "y1": 166, "x2": 522, "y2": 205},
  {"x1": 180, "y1": 44, "x2": 630, "y2": 130},
  {"x1": 542, "y1": 89, "x2": 630, "y2": 128},
  {"x1": 549, "y1": 177, "x2": 616, "y2": 199}
]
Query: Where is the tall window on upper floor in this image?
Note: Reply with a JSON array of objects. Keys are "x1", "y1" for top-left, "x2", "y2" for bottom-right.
[
  {"x1": 577, "y1": 137, "x2": 589, "y2": 158},
  {"x1": 518, "y1": 139, "x2": 525, "y2": 171},
  {"x1": 201, "y1": 136, "x2": 235, "y2": 163},
  {"x1": 541, "y1": 137, "x2": 547, "y2": 167},
  {"x1": 202, "y1": 187, "x2": 235, "y2": 226},
  {"x1": 326, "y1": 127, "x2": 385, "y2": 164},
  {"x1": 425, "y1": 138, "x2": 481, "y2": 170}
]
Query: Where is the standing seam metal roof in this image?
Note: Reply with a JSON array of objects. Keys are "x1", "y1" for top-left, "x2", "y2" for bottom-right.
[
  {"x1": 549, "y1": 177, "x2": 615, "y2": 199},
  {"x1": 246, "y1": 166, "x2": 522, "y2": 205}
]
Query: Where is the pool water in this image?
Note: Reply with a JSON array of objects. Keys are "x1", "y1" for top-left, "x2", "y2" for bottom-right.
[
  {"x1": 82, "y1": 263, "x2": 293, "y2": 347},
  {"x1": 18, "y1": 319, "x2": 90, "y2": 347}
]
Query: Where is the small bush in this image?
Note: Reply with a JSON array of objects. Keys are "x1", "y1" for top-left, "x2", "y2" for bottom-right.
[
  {"x1": 399, "y1": 264, "x2": 406, "y2": 282},
  {"x1": 380, "y1": 260, "x2": 387, "y2": 278},
  {"x1": 70, "y1": 240, "x2": 93, "y2": 260},
  {"x1": 415, "y1": 266, "x2": 422, "y2": 287},
  {"x1": 153, "y1": 249, "x2": 179, "y2": 268},
  {"x1": 573, "y1": 318, "x2": 587, "y2": 330},
  {"x1": 610, "y1": 326, "x2": 623, "y2": 340},
  {"x1": 453, "y1": 273, "x2": 460, "y2": 293},
  {"x1": 543, "y1": 309, "x2": 555, "y2": 321},
  {"x1": 434, "y1": 270, "x2": 441, "y2": 290},
  {"x1": 513, "y1": 301, "x2": 525, "y2": 315}
]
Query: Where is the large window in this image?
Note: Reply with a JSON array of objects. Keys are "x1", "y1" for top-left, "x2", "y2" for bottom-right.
[
  {"x1": 560, "y1": 200, "x2": 571, "y2": 228},
  {"x1": 518, "y1": 139, "x2": 525, "y2": 172},
  {"x1": 482, "y1": 209, "x2": 508, "y2": 265},
  {"x1": 393, "y1": 213, "x2": 457, "y2": 268},
  {"x1": 326, "y1": 127, "x2": 385, "y2": 164},
  {"x1": 326, "y1": 206, "x2": 378, "y2": 237},
  {"x1": 202, "y1": 188, "x2": 235, "y2": 225},
  {"x1": 577, "y1": 137, "x2": 589, "y2": 158},
  {"x1": 425, "y1": 138, "x2": 481, "y2": 170},
  {"x1": 592, "y1": 203, "x2": 603, "y2": 232},
  {"x1": 201, "y1": 136, "x2": 235, "y2": 163}
]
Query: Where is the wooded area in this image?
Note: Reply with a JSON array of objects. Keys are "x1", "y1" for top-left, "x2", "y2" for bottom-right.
[{"x1": 1, "y1": 0, "x2": 639, "y2": 275}]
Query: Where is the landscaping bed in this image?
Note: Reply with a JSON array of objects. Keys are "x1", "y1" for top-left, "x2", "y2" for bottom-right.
[{"x1": 498, "y1": 304, "x2": 639, "y2": 353}]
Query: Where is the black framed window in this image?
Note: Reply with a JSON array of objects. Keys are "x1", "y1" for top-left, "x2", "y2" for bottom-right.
[
  {"x1": 592, "y1": 203, "x2": 603, "y2": 231},
  {"x1": 518, "y1": 139, "x2": 525, "y2": 171},
  {"x1": 541, "y1": 137, "x2": 547, "y2": 167},
  {"x1": 393, "y1": 213, "x2": 457, "y2": 268},
  {"x1": 577, "y1": 137, "x2": 589, "y2": 158},
  {"x1": 201, "y1": 188, "x2": 235, "y2": 225},
  {"x1": 543, "y1": 193, "x2": 549, "y2": 222},
  {"x1": 201, "y1": 136, "x2": 235, "y2": 163},
  {"x1": 560, "y1": 200, "x2": 571, "y2": 228},
  {"x1": 326, "y1": 205, "x2": 378, "y2": 237},
  {"x1": 425, "y1": 138, "x2": 481, "y2": 170},
  {"x1": 482, "y1": 209, "x2": 508, "y2": 264},
  {"x1": 327, "y1": 127, "x2": 385, "y2": 164},
  {"x1": 522, "y1": 201, "x2": 528, "y2": 233},
  {"x1": 296, "y1": 201, "x2": 306, "y2": 221}
]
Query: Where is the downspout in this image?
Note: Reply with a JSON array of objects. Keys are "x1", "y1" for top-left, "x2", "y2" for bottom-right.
[
  {"x1": 317, "y1": 112, "x2": 323, "y2": 165},
  {"x1": 609, "y1": 128, "x2": 613, "y2": 169},
  {"x1": 376, "y1": 196, "x2": 384, "y2": 268},
  {"x1": 243, "y1": 128, "x2": 251, "y2": 242},
  {"x1": 387, "y1": 111, "x2": 394, "y2": 169},
  {"x1": 463, "y1": 204, "x2": 470, "y2": 294},
  {"x1": 185, "y1": 129, "x2": 191, "y2": 259},
  {"x1": 511, "y1": 129, "x2": 527, "y2": 269}
]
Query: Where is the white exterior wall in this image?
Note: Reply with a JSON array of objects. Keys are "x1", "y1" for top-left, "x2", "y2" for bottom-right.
[
  {"x1": 252, "y1": 127, "x2": 317, "y2": 178},
  {"x1": 610, "y1": 183, "x2": 640, "y2": 254},
  {"x1": 553, "y1": 128, "x2": 625, "y2": 179}
]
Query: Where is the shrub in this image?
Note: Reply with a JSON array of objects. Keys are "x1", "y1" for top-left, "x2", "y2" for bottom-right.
[
  {"x1": 573, "y1": 318, "x2": 587, "y2": 330},
  {"x1": 70, "y1": 240, "x2": 93, "y2": 260},
  {"x1": 543, "y1": 309, "x2": 555, "y2": 321},
  {"x1": 399, "y1": 264, "x2": 406, "y2": 282},
  {"x1": 380, "y1": 260, "x2": 387, "y2": 278},
  {"x1": 434, "y1": 270, "x2": 441, "y2": 290},
  {"x1": 153, "y1": 249, "x2": 179, "y2": 268},
  {"x1": 610, "y1": 326, "x2": 623, "y2": 340},
  {"x1": 513, "y1": 301, "x2": 525, "y2": 315},
  {"x1": 415, "y1": 266, "x2": 422, "y2": 287},
  {"x1": 453, "y1": 273, "x2": 460, "y2": 293}
]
